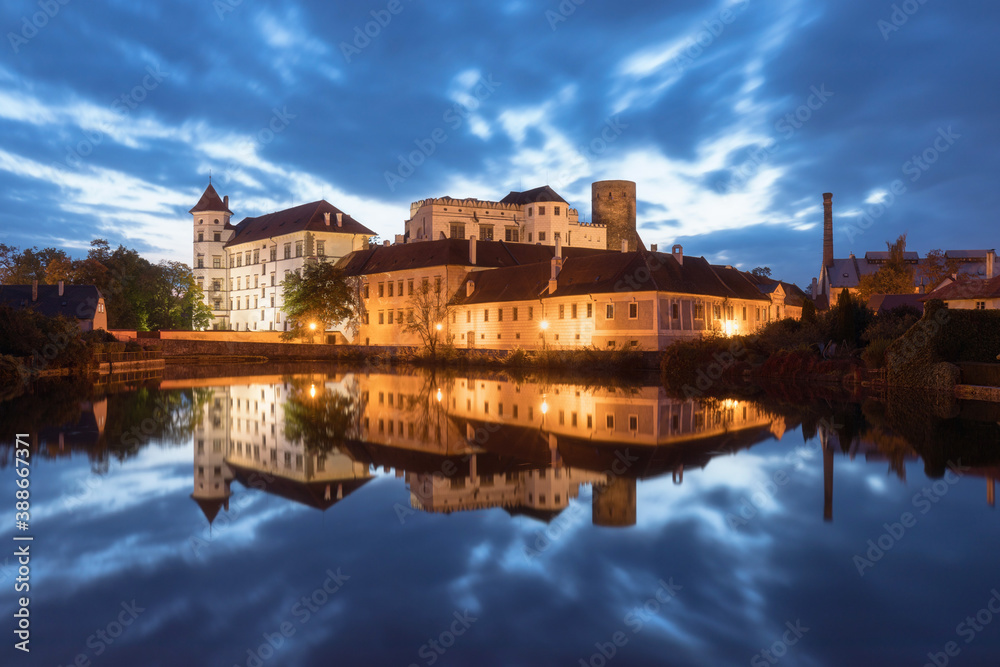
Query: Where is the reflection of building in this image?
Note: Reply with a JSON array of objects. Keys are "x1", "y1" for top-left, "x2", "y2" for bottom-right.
[{"x1": 188, "y1": 377, "x2": 373, "y2": 523}]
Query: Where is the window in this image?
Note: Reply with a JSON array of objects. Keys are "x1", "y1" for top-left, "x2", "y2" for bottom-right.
[
  {"x1": 976, "y1": 301, "x2": 986, "y2": 310},
  {"x1": 270, "y1": 247, "x2": 277, "y2": 261},
  {"x1": 555, "y1": 206, "x2": 561, "y2": 216},
  {"x1": 388, "y1": 282, "x2": 394, "y2": 297},
  {"x1": 559, "y1": 305, "x2": 565, "y2": 319},
  {"x1": 629, "y1": 303, "x2": 638, "y2": 319},
  {"x1": 505, "y1": 228, "x2": 519, "y2": 242},
  {"x1": 629, "y1": 415, "x2": 638, "y2": 431},
  {"x1": 713, "y1": 305, "x2": 722, "y2": 319},
  {"x1": 398, "y1": 280, "x2": 403, "y2": 296},
  {"x1": 743, "y1": 306, "x2": 747, "y2": 321},
  {"x1": 571, "y1": 304, "x2": 578, "y2": 319},
  {"x1": 407, "y1": 309, "x2": 414, "y2": 323},
  {"x1": 245, "y1": 251, "x2": 251, "y2": 264},
  {"x1": 538, "y1": 232, "x2": 546, "y2": 242},
  {"x1": 512, "y1": 307, "x2": 518, "y2": 321},
  {"x1": 480, "y1": 225, "x2": 494, "y2": 241},
  {"x1": 388, "y1": 311, "x2": 394, "y2": 325},
  {"x1": 587, "y1": 303, "x2": 593, "y2": 318},
  {"x1": 466, "y1": 311, "x2": 471, "y2": 323},
  {"x1": 213, "y1": 256, "x2": 222, "y2": 269},
  {"x1": 378, "y1": 312, "x2": 384, "y2": 325},
  {"x1": 693, "y1": 304, "x2": 703, "y2": 319},
  {"x1": 408, "y1": 279, "x2": 414, "y2": 295},
  {"x1": 284, "y1": 243, "x2": 291, "y2": 259},
  {"x1": 236, "y1": 277, "x2": 241, "y2": 290},
  {"x1": 236, "y1": 255, "x2": 242, "y2": 268},
  {"x1": 498, "y1": 308, "x2": 504, "y2": 322},
  {"x1": 606, "y1": 304, "x2": 614, "y2": 319},
  {"x1": 212, "y1": 280, "x2": 221, "y2": 292},
  {"x1": 295, "y1": 241, "x2": 303, "y2": 257},
  {"x1": 196, "y1": 256, "x2": 204, "y2": 268},
  {"x1": 528, "y1": 207, "x2": 533, "y2": 217},
  {"x1": 316, "y1": 241, "x2": 325, "y2": 257},
  {"x1": 435, "y1": 277, "x2": 441, "y2": 293},
  {"x1": 213, "y1": 232, "x2": 221, "y2": 242},
  {"x1": 528, "y1": 232, "x2": 533, "y2": 242},
  {"x1": 484, "y1": 309, "x2": 490, "y2": 322},
  {"x1": 450, "y1": 223, "x2": 465, "y2": 239},
  {"x1": 528, "y1": 306, "x2": 534, "y2": 320},
  {"x1": 538, "y1": 206, "x2": 546, "y2": 216},
  {"x1": 378, "y1": 283, "x2": 385, "y2": 298},
  {"x1": 606, "y1": 415, "x2": 615, "y2": 429},
  {"x1": 197, "y1": 232, "x2": 204, "y2": 242}
]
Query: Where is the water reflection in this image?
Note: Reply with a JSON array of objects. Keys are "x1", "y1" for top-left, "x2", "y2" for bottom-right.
[{"x1": 169, "y1": 372, "x2": 793, "y2": 529}]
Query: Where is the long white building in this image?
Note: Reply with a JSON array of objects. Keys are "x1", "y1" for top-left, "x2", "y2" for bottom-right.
[{"x1": 190, "y1": 183, "x2": 375, "y2": 331}]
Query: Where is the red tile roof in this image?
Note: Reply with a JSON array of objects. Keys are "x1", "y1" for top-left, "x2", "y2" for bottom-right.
[
  {"x1": 226, "y1": 201, "x2": 375, "y2": 247},
  {"x1": 920, "y1": 275, "x2": 1000, "y2": 302},
  {"x1": 189, "y1": 183, "x2": 233, "y2": 215}
]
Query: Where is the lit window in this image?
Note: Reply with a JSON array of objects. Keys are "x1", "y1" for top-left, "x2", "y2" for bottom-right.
[{"x1": 629, "y1": 303, "x2": 638, "y2": 319}]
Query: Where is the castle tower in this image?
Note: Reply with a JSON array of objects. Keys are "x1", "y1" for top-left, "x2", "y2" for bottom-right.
[
  {"x1": 191, "y1": 182, "x2": 235, "y2": 330},
  {"x1": 592, "y1": 476, "x2": 637, "y2": 527},
  {"x1": 593, "y1": 180, "x2": 638, "y2": 252}
]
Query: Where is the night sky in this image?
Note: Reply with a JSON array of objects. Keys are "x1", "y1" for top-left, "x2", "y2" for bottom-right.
[{"x1": 1, "y1": 0, "x2": 996, "y2": 287}]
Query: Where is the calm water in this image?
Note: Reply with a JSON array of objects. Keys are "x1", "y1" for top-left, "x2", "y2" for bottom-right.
[{"x1": 1, "y1": 366, "x2": 999, "y2": 667}]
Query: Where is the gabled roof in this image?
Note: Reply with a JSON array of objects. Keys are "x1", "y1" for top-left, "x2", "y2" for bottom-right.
[
  {"x1": 189, "y1": 183, "x2": 233, "y2": 215},
  {"x1": 867, "y1": 294, "x2": 925, "y2": 314},
  {"x1": 865, "y1": 251, "x2": 919, "y2": 263},
  {"x1": 499, "y1": 185, "x2": 569, "y2": 206},
  {"x1": 920, "y1": 275, "x2": 1000, "y2": 302},
  {"x1": 226, "y1": 200, "x2": 375, "y2": 247},
  {"x1": 336, "y1": 239, "x2": 607, "y2": 277},
  {"x1": 450, "y1": 251, "x2": 772, "y2": 306},
  {"x1": 0, "y1": 285, "x2": 104, "y2": 320},
  {"x1": 742, "y1": 272, "x2": 811, "y2": 307}
]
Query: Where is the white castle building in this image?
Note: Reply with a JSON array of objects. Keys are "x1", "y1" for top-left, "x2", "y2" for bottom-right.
[
  {"x1": 190, "y1": 183, "x2": 375, "y2": 331},
  {"x1": 403, "y1": 185, "x2": 608, "y2": 250}
]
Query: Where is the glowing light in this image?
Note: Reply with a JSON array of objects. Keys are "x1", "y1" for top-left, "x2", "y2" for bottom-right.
[
  {"x1": 436, "y1": 389, "x2": 443, "y2": 402},
  {"x1": 541, "y1": 399, "x2": 549, "y2": 415},
  {"x1": 540, "y1": 320, "x2": 549, "y2": 331},
  {"x1": 309, "y1": 384, "x2": 316, "y2": 398},
  {"x1": 309, "y1": 322, "x2": 317, "y2": 331},
  {"x1": 722, "y1": 320, "x2": 737, "y2": 337},
  {"x1": 435, "y1": 323, "x2": 443, "y2": 331}
]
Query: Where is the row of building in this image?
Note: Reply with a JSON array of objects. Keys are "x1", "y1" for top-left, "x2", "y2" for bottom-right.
[{"x1": 189, "y1": 179, "x2": 808, "y2": 350}]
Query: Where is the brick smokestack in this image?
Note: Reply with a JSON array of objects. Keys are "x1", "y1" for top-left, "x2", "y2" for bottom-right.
[{"x1": 823, "y1": 193, "x2": 834, "y2": 268}]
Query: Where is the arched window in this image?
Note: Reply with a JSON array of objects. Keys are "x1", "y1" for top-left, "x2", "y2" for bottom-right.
[{"x1": 214, "y1": 219, "x2": 220, "y2": 225}]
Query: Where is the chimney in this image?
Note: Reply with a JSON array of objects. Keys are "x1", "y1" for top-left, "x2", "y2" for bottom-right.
[
  {"x1": 224, "y1": 195, "x2": 229, "y2": 210},
  {"x1": 621, "y1": 239, "x2": 628, "y2": 253},
  {"x1": 555, "y1": 234, "x2": 562, "y2": 259},
  {"x1": 324, "y1": 212, "x2": 331, "y2": 226},
  {"x1": 672, "y1": 244, "x2": 683, "y2": 266},
  {"x1": 651, "y1": 244, "x2": 658, "y2": 253},
  {"x1": 549, "y1": 255, "x2": 563, "y2": 295},
  {"x1": 466, "y1": 279, "x2": 474, "y2": 297},
  {"x1": 58, "y1": 280, "x2": 64, "y2": 297},
  {"x1": 336, "y1": 212, "x2": 343, "y2": 228},
  {"x1": 988, "y1": 250, "x2": 996, "y2": 279},
  {"x1": 31, "y1": 280, "x2": 38, "y2": 302},
  {"x1": 823, "y1": 193, "x2": 834, "y2": 268},
  {"x1": 383, "y1": 240, "x2": 390, "y2": 247},
  {"x1": 469, "y1": 235, "x2": 477, "y2": 265},
  {"x1": 810, "y1": 277, "x2": 818, "y2": 300}
]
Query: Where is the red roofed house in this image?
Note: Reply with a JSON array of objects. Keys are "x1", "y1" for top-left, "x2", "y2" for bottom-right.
[{"x1": 919, "y1": 275, "x2": 1000, "y2": 310}]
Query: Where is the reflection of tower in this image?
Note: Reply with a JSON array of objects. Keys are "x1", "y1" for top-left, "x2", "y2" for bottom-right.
[
  {"x1": 592, "y1": 476, "x2": 637, "y2": 528},
  {"x1": 191, "y1": 388, "x2": 233, "y2": 524},
  {"x1": 818, "y1": 421, "x2": 834, "y2": 522},
  {"x1": 989, "y1": 477, "x2": 995, "y2": 508},
  {"x1": 593, "y1": 180, "x2": 638, "y2": 252}
]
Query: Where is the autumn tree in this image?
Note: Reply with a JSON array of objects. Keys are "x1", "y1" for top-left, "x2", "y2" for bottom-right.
[
  {"x1": 921, "y1": 249, "x2": 962, "y2": 291},
  {"x1": 856, "y1": 234, "x2": 915, "y2": 303},
  {"x1": 280, "y1": 262, "x2": 359, "y2": 341},
  {"x1": 404, "y1": 277, "x2": 450, "y2": 358}
]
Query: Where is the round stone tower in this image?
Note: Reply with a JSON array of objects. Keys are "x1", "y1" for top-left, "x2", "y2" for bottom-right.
[
  {"x1": 592, "y1": 180, "x2": 637, "y2": 252},
  {"x1": 592, "y1": 476, "x2": 637, "y2": 528}
]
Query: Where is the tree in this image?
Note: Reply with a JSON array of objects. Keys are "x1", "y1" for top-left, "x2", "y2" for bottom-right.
[
  {"x1": 856, "y1": 234, "x2": 915, "y2": 303},
  {"x1": 404, "y1": 277, "x2": 450, "y2": 358},
  {"x1": 280, "y1": 263, "x2": 358, "y2": 341},
  {"x1": 921, "y1": 249, "x2": 961, "y2": 292},
  {"x1": 751, "y1": 266, "x2": 772, "y2": 279}
]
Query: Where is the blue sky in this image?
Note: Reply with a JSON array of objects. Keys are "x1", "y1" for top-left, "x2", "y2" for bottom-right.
[{"x1": 0, "y1": 0, "x2": 995, "y2": 287}]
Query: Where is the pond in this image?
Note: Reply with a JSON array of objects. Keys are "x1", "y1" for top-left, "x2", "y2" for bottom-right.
[{"x1": 2, "y1": 365, "x2": 998, "y2": 666}]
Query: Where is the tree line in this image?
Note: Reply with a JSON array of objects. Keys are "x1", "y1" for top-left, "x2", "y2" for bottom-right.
[{"x1": 0, "y1": 239, "x2": 212, "y2": 331}]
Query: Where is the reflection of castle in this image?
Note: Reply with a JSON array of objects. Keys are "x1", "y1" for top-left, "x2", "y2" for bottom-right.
[{"x1": 188, "y1": 377, "x2": 373, "y2": 523}]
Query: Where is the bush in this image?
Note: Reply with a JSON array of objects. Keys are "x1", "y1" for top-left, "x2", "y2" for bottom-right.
[{"x1": 862, "y1": 338, "x2": 893, "y2": 369}]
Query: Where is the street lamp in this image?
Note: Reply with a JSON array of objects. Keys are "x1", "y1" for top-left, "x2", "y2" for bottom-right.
[
  {"x1": 539, "y1": 320, "x2": 549, "y2": 331},
  {"x1": 435, "y1": 323, "x2": 443, "y2": 332},
  {"x1": 309, "y1": 322, "x2": 317, "y2": 331}
]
